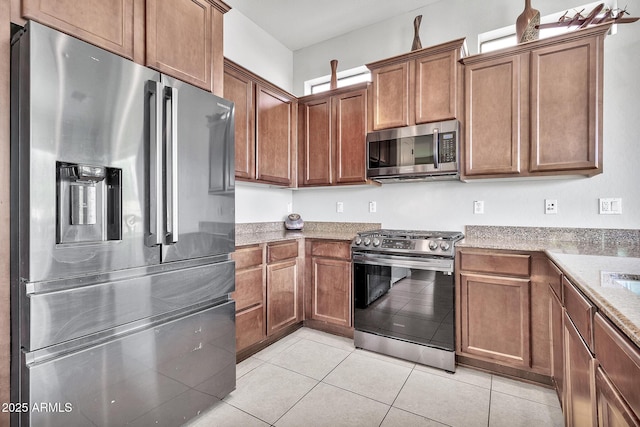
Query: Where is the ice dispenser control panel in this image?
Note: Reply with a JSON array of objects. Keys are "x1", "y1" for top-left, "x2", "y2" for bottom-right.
[{"x1": 57, "y1": 162, "x2": 122, "y2": 244}]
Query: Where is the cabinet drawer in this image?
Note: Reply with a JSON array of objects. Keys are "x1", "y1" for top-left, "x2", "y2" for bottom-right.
[
  {"x1": 563, "y1": 277, "x2": 595, "y2": 352},
  {"x1": 594, "y1": 313, "x2": 640, "y2": 418},
  {"x1": 236, "y1": 304, "x2": 265, "y2": 352},
  {"x1": 459, "y1": 251, "x2": 531, "y2": 277},
  {"x1": 233, "y1": 245, "x2": 263, "y2": 269},
  {"x1": 546, "y1": 259, "x2": 563, "y2": 302},
  {"x1": 267, "y1": 240, "x2": 299, "y2": 263},
  {"x1": 233, "y1": 267, "x2": 263, "y2": 312},
  {"x1": 310, "y1": 240, "x2": 351, "y2": 259}
]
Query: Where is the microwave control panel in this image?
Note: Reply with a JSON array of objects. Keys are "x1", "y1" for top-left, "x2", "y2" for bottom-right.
[{"x1": 439, "y1": 132, "x2": 457, "y2": 163}]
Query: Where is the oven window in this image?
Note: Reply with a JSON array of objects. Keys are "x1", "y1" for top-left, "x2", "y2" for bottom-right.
[
  {"x1": 413, "y1": 134, "x2": 435, "y2": 165},
  {"x1": 354, "y1": 268, "x2": 454, "y2": 351}
]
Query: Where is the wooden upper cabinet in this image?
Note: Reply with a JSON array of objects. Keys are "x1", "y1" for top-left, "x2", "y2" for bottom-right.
[
  {"x1": 224, "y1": 66, "x2": 255, "y2": 180},
  {"x1": 463, "y1": 53, "x2": 527, "y2": 177},
  {"x1": 367, "y1": 38, "x2": 466, "y2": 130},
  {"x1": 256, "y1": 84, "x2": 295, "y2": 186},
  {"x1": 19, "y1": 0, "x2": 230, "y2": 94},
  {"x1": 530, "y1": 35, "x2": 602, "y2": 173},
  {"x1": 461, "y1": 24, "x2": 608, "y2": 180},
  {"x1": 146, "y1": 0, "x2": 229, "y2": 92},
  {"x1": 20, "y1": 0, "x2": 135, "y2": 59},
  {"x1": 415, "y1": 48, "x2": 460, "y2": 123},
  {"x1": 300, "y1": 98, "x2": 333, "y2": 185},
  {"x1": 334, "y1": 87, "x2": 368, "y2": 184},
  {"x1": 224, "y1": 60, "x2": 297, "y2": 187},
  {"x1": 298, "y1": 83, "x2": 369, "y2": 187},
  {"x1": 370, "y1": 62, "x2": 410, "y2": 130}
]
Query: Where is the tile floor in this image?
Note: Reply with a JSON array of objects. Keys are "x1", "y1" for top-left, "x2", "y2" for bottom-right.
[{"x1": 185, "y1": 328, "x2": 563, "y2": 427}]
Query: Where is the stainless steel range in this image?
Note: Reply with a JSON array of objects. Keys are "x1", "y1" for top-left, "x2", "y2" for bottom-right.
[{"x1": 351, "y1": 229, "x2": 464, "y2": 372}]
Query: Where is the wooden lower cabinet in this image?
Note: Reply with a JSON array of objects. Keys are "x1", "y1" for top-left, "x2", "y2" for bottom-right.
[
  {"x1": 596, "y1": 367, "x2": 640, "y2": 427},
  {"x1": 564, "y1": 311, "x2": 596, "y2": 427},
  {"x1": 549, "y1": 266, "x2": 640, "y2": 426},
  {"x1": 458, "y1": 272, "x2": 531, "y2": 367},
  {"x1": 550, "y1": 285, "x2": 565, "y2": 406},
  {"x1": 266, "y1": 258, "x2": 299, "y2": 335},
  {"x1": 236, "y1": 304, "x2": 265, "y2": 352},
  {"x1": 456, "y1": 248, "x2": 555, "y2": 378},
  {"x1": 305, "y1": 240, "x2": 352, "y2": 329},
  {"x1": 266, "y1": 240, "x2": 302, "y2": 336},
  {"x1": 232, "y1": 245, "x2": 266, "y2": 352}
]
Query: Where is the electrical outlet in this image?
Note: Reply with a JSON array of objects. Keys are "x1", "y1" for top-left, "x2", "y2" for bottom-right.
[
  {"x1": 287, "y1": 202, "x2": 293, "y2": 213},
  {"x1": 369, "y1": 201, "x2": 377, "y2": 213},
  {"x1": 473, "y1": 201, "x2": 484, "y2": 214},
  {"x1": 545, "y1": 199, "x2": 558, "y2": 215},
  {"x1": 336, "y1": 202, "x2": 344, "y2": 213},
  {"x1": 599, "y1": 198, "x2": 622, "y2": 215}
]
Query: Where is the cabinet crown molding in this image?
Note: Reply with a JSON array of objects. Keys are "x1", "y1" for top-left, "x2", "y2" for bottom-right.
[
  {"x1": 462, "y1": 23, "x2": 611, "y2": 65},
  {"x1": 366, "y1": 37, "x2": 467, "y2": 70}
]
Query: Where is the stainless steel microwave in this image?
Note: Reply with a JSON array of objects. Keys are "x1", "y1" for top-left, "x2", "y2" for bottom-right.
[{"x1": 366, "y1": 120, "x2": 460, "y2": 182}]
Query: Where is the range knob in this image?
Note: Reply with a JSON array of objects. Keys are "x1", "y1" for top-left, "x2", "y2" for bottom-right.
[
  {"x1": 354, "y1": 236, "x2": 362, "y2": 246},
  {"x1": 372, "y1": 237, "x2": 381, "y2": 247},
  {"x1": 428, "y1": 240, "x2": 439, "y2": 251},
  {"x1": 440, "y1": 241, "x2": 450, "y2": 251},
  {"x1": 363, "y1": 237, "x2": 372, "y2": 246}
]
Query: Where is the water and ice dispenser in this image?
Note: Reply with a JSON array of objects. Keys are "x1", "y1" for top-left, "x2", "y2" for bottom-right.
[{"x1": 57, "y1": 162, "x2": 122, "y2": 244}]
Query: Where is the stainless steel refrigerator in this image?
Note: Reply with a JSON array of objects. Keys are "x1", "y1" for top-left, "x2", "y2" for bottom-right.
[{"x1": 10, "y1": 21, "x2": 236, "y2": 426}]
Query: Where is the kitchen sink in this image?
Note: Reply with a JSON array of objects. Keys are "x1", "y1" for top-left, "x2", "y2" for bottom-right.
[{"x1": 601, "y1": 272, "x2": 640, "y2": 296}]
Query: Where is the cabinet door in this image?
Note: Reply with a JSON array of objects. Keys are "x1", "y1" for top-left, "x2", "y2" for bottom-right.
[
  {"x1": 236, "y1": 304, "x2": 265, "y2": 352},
  {"x1": 530, "y1": 35, "x2": 602, "y2": 173},
  {"x1": 266, "y1": 259, "x2": 299, "y2": 335},
  {"x1": 458, "y1": 273, "x2": 531, "y2": 367},
  {"x1": 564, "y1": 312, "x2": 596, "y2": 427},
  {"x1": 371, "y1": 62, "x2": 410, "y2": 130},
  {"x1": 550, "y1": 286, "x2": 565, "y2": 407},
  {"x1": 596, "y1": 367, "x2": 640, "y2": 427},
  {"x1": 256, "y1": 84, "x2": 294, "y2": 186},
  {"x1": 464, "y1": 54, "x2": 527, "y2": 177},
  {"x1": 415, "y1": 50, "x2": 458, "y2": 123},
  {"x1": 311, "y1": 257, "x2": 351, "y2": 327},
  {"x1": 334, "y1": 88, "x2": 368, "y2": 184},
  {"x1": 224, "y1": 67, "x2": 255, "y2": 180},
  {"x1": 146, "y1": 0, "x2": 213, "y2": 91},
  {"x1": 21, "y1": 0, "x2": 135, "y2": 59},
  {"x1": 300, "y1": 98, "x2": 332, "y2": 186}
]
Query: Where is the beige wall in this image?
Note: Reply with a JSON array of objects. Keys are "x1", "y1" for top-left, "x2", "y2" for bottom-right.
[{"x1": 1, "y1": 0, "x2": 11, "y2": 424}]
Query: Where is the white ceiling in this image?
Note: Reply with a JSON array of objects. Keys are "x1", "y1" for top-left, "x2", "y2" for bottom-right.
[{"x1": 224, "y1": 0, "x2": 445, "y2": 51}]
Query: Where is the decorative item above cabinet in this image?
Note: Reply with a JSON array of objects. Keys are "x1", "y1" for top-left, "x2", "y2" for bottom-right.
[
  {"x1": 366, "y1": 38, "x2": 467, "y2": 130},
  {"x1": 461, "y1": 24, "x2": 609, "y2": 180}
]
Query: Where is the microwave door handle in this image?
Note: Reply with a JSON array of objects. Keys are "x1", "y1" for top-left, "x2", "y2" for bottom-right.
[
  {"x1": 146, "y1": 81, "x2": 163, "y2": 247},
  {"x1": 164, "y1": 86, "x2": 179, "y2": 244},
  {"x1": 433, "y1": 128, "x2": 439, "y2": 169}
]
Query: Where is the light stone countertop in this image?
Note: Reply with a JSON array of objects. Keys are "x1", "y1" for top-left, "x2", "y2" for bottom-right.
[
  {"x1": 459, "y1": 226, "x2": 640, "y2": 347},
  {"x1": 235, "y1": 221, "x2": 381, "y2": 247}
]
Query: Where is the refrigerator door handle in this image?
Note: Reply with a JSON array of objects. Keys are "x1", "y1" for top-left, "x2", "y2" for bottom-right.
[
  {"x1": 146, "y1": 80, "x2": 164, "y2": 247},
  {"x1": 164, "y1": 86, "x2": 179, "y2": 244}
]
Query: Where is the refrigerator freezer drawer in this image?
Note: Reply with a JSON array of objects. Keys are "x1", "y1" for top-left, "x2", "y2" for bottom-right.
[
  {"x1": 21, "y1": 301, "x2": 236, "y2": 427},
  {"x1": 25, "y1": 260, "x2": 235, "y2": 351}
]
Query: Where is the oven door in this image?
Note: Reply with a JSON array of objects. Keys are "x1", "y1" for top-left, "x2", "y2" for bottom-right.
[{"x1": 352, "y1": 252, "x2": 455, "y2": 351}]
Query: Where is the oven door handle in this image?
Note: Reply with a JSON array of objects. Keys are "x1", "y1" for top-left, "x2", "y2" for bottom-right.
[{"x1": 352, "y1": 253, "x2": 454, "y2": 273}]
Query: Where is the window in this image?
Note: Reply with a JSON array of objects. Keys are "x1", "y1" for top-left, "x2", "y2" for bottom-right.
[
  {"x1": 304, "y1": 65, "x2": 371, "y2": 95},
  {"x1": 479, "y1": 1, "x2": 617, "y2": 53}
]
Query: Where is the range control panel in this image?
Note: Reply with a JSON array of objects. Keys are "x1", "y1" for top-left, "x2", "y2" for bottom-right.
[{"x1": 381, "y1": 239, "x2": 415, "y2": 250}]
